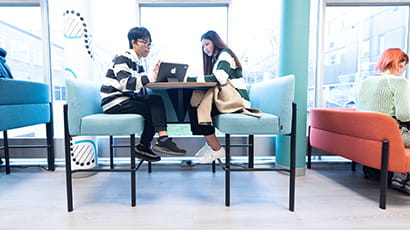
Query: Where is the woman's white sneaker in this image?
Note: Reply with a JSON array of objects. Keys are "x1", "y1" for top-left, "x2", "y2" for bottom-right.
[
  {"x1": 194, "y1": 142, "x2": 211, "y2": 158},
  {"x1": 199, "y1": 147, "x2": 226, "y2": 164}
]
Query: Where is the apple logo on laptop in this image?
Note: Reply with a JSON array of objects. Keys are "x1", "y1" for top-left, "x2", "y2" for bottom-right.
[{"x1": 170, "y1": 67, "x2": 176, "y2": 75}]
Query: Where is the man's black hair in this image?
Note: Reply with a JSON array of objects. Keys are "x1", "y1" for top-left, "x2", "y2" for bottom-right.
[{"x1": 127, "y1": 27, "x2": 151, "y2": 49}]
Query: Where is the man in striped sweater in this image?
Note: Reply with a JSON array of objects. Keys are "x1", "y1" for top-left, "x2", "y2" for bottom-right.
[{"x1": 100, "y1": 27, "x2": 185, "y2": 162}]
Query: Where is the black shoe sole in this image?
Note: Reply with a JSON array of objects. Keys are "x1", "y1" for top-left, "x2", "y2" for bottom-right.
[
  {"x1": 152, "y1": 145, "x2": 186, "y2": 156},
  {"x1": 135, "y1": 149, "x2": 161, "y2": 162}
]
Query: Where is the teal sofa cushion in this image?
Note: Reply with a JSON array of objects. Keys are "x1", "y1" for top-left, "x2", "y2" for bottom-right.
[
  {"x1": 0, "y1": 104, "x2": 50, "y2": 130},
  {"x1": 248, "y1": 75, "x2": 294, "y2": 134},
  {"x1": 0, "y1": 78, "x2": 49, "y2": 105},
  {"x1": 0, "y1": 78, "x2": 51, "y2": 131},
  {"x1": 214, "y1": 112, "x2": 279, "y2": 135},
  {"x1": 81, "y1": 114, "x2": 144, "y2": 136},
  {"x1": 65, "y1": 78, "x2": 144, "y2": 136},
  {"x1": 213, "y1": 75, "x2": 295, "y2": 135}
]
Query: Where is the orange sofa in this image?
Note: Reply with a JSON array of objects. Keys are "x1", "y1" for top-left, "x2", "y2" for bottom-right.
[{"x1": 307, "y1": 108, "x2": 410, "y2": 209}]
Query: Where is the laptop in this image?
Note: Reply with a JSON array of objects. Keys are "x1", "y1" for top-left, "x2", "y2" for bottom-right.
[{"x1": 156, "y1": 62, "x2": 189, "y2": 83}]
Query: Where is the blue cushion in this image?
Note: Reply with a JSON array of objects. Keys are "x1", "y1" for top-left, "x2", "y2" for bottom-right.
[
  {"x1": 0, "y1": 104, "x2": 50, "y2": 131},
  {"x1": 214, "y1": 113, "x2": 280, "y2": 135},
  {"x1": 0, "y1": 78, "x2": 49, "y2": 105},
  {"x1": 66, "y1": 78, "x2": 145, "y2": 136},
  {"x1": 80, "y1": 114, "x2": 144, "y2": 136},
  {"x1": 249, "y1": 75, "x2": 294, "y2": 134},
  {"x1": 65, "y1": 78, "x2": 103, "y2": 135},
  {"x1": 213, "y1": 75, "x2": 294, "y2": 135}
]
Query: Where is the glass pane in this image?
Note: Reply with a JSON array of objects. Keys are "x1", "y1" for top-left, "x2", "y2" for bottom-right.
[
  {"x1": 140, "y1": 6, "x2": 228, "y2": 76},
  {"x1": 0, "y1": 7, "x2": 43, "y2": 82},
  {"x1": 320, "y1": 6, "x2": 408, "y2": 108},
  {"x1": 230, "y1": 0, "x2": 281, "y2": 85},
  {"x1": 140, "y1": 5, "x2": 227, "y2": 137}
]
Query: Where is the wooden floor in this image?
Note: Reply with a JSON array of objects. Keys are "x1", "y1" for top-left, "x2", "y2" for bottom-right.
[{"x1": 1, "y1": 162, "x2": 410, "y2": 230}]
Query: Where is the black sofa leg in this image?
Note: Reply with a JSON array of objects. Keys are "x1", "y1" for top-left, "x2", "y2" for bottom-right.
[
  {"x1": 225, "y1": 134, "x2": 230, "y2": 207},
  {"x1": 306, "y1": 126, "x2": 312, "y2": 169},
  {"x1": 46, "y1": 122, "x2": 55, "y2": 171},
  {"x1": 380, "y1": 140, "x2": 389, "y2": 210},
  {"x1": 248, "y1": 135, "x2": 254, "y2": 168},
  {"x1": 289, "y1": 102, "x2": 297, "y2": 212},
  {"x1": 131, "y1": 134, "x2": 136, "y2": 207},
  {"x1": 64, "y1": 105, "x2": 73, "y2": 212},
  {"x1": 109, "y1": 136, "x2": 114, "y2": 169},
  {"x1": 65, "y1": 135, "x2": 73, "y2": 212},
  {"x1": 4, "y1": 131, "x2": 10, "y2": 174}
]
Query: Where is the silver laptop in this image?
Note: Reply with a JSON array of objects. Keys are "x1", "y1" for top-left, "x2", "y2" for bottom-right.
[{"x1": 156, "y1": 62, "x2": 189, "y2": 82}]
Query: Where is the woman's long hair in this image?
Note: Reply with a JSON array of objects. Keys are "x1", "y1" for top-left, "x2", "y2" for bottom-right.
[
  {"x1": 375, "y1": 48, "x2": 409, "y2": 74},
  {"x1": 201, "y1": 30, "x2": 242, "y2": 75}
]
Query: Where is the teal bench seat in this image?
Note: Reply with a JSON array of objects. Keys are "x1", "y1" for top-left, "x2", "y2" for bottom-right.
[{"x1": 0, "y1": 78, "x2": 54, "y2": 174}]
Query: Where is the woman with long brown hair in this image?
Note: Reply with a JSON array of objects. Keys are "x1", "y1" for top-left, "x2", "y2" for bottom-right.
[{"x1": 187, "y1": 30, "x2": 249, "y2": 163}]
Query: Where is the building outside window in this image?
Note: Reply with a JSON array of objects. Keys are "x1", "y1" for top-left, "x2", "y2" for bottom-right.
[{"x1": 309, "y1": 4, "x2": 409, "y2": 109}]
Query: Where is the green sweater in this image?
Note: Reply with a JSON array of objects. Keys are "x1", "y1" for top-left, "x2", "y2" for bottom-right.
[
  {"x1": 187, "y1": 48, "x2": 250, "y2": 108},
  {"x1": 355, "y1": 74, "x2": 410, "y2": 122}
]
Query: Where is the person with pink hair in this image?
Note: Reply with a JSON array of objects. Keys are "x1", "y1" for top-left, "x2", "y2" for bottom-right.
[{"x1": 356, "y1": 48, "x2": 410, "y2": 193}]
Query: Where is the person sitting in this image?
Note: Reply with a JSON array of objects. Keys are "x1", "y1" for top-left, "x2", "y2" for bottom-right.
[
  {"x1": 0, "y1": 48, "x2": 13, "y2": 79},
  {"x1": 100, "y1": 27, "x2": 186, "y2": 162},
  {"x1": 186, "y1": 30, "x2": 250, "y2": 163},
  {"x1": 355, "y1": 48, "x2": 410, "y2": 193}
]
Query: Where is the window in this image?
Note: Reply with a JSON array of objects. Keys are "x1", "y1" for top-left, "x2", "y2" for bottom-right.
[
  {"x1": 139, "y1": 1, "x2": 281, "y2": 85},
  {"x1": 309, "y1": 4, "x2": 409, "y2": 109},
  {"x1": 139, "y1": 4, "x2": 228, "y2": 77},
  {"x1": 0, "y1": 6, "x2": 43, "y2": 82}
]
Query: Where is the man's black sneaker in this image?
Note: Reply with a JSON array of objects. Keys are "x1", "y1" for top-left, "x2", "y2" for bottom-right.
[
  {"x1": 135, "y1": 144, "x2": 161, "y2": 162},
  {"x1": 153, "y1": 138, "x2": 186, "y2": 156}
]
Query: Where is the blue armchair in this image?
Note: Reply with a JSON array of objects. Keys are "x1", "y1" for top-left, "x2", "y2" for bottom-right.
[
  {"x1": 64, "y1": 77, "x2": 145, "y2": 211},
  {"x1": 0, "y1": 78, "x2": 54, "y2": 174},
  {"x1": 213, "y1": 75, "x2": 296, "y2": 211}
]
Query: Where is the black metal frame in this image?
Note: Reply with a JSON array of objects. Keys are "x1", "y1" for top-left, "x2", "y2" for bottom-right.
[
  {"x1": 0, "y1": 102, "x2": 54, "y2": 174},
  {"x1": 109, "y1": 136, "x2": 153, "y2": 173},
  {"x1": 64, "y1": 104, "x2": 144, "y2": 212},
  {"x1": 306, "y1": 126, "x2": 390, "y2": 209},
  {"x1": 216, "y1": 102, "x2": 297, "y2": 211}
]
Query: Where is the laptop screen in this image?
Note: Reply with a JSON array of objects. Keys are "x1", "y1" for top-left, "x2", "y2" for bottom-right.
[{"x1": 156, "y1": 62, "x2": 189, "y2": 82}]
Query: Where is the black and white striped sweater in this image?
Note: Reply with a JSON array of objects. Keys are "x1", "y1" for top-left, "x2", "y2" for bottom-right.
[{"x1": 100, "y1": 49, "x2": 150, "y2": 112}]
